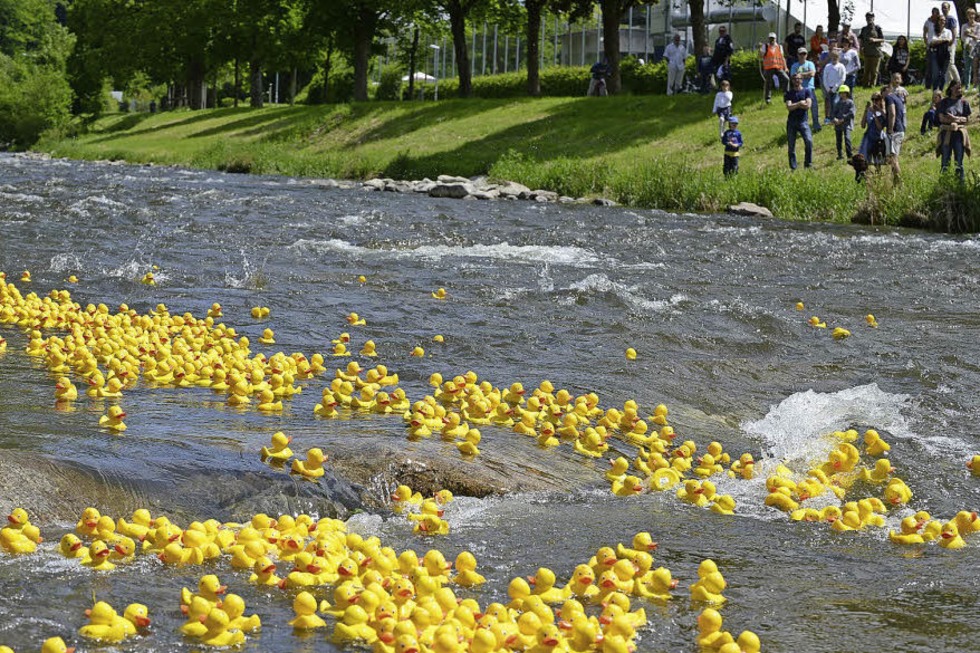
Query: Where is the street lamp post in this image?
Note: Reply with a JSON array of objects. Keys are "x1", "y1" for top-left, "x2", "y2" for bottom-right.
[{"x1": 430, "y1": 44, "x2": 441, "y2": 100}]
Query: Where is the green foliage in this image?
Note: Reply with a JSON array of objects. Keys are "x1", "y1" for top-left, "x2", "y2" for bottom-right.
[
  {"x1": 0, "y1": 53, "x2": 74, "y2": 148},
  {"x1": 375, "y1": 66, "x2": 403, "y2": 101}
]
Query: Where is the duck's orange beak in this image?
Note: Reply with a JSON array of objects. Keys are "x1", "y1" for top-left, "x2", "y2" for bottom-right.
[
  {"x1": 71, "y1": 541, "x2": 83, "y2": 551},
  {"x1": 97, "y1": 548, "x2": 110, "y2": 558},
  {"x1": 6, "y1": 515, "x2": 17, "y2": 525},
  {"x1": 135, "y1": 615, "x2": 151, "y2": 627},
  {"x1": 262, "y1": 563, "x2": 276, "y2": 573},
  {"x1": 114, "y1": 544, "x2": 128, "y2": 555},
  {"x1": 670, "y1": 579, "x2": 679, "y2": 589}
]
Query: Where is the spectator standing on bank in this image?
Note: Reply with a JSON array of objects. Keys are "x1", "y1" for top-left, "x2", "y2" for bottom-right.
[
  {"x1": 858, "y1": 92, "x2": 887, "y2": 176},
  {"x1": 785, "y1": 22, "x2": 806, "y2": 70},
  {"x1": 722, "y1": 116, "x2": 742, "y2": 177},
  {"x1": 887, "y1": 35, "x2": 911, "y2": 86},
  {"x1": 938, "y1": 81, "x2": 972, "y2": 182},
  {"x1": 832, "y1": 84, "x2": 856, "y2": 161},
  {"x1": 889, "y1": 72, "x2": 909, "y2": 104},
  {"x1": 961, "y1": 8, "x2": 980, "y2": 91},
  {"x1": 713, "y1": 79, "x2": 733, "y2": 138},
  {"x1": 925, "y1": 7, "x2": 942, "y2": 88},
  {"x1": 810, "y1": 25, "x2": 828, "y2": 62},
  {"x1": 929, "y1": 17, "x2": 955, "y2": 92},
  {"x1": 841, "y1": 40, "x2": 861, "y2": 90},
  {"x1": 760, "y1": 33, "x2": 790, "y2": 104},
  {"x1": 664, "y1": 33, "x2": 688, "y2": 96},
  {"x1": 790, "y1": 47, "x2": 821, "y2": 131},
  {"x1": 942, "y1": 2, "x2": 960, "y2": 85},
  {"x1": 698, "y1": 46, "x2": 714, "y2": 93},
  {"x1": 823, "y1": 49, "x2": 846, "y2": 125},
  {"x1": 883, "y1": 84, "x2": 906, "y2": 184},
  {"x1": 840, "y1": 24, "x2": 859, "y2": 51},
  {"x1": 858, "y1": 12, "x2": 884, "y2": 87},
  {"x1": 785, "y1": 74, "x2": 813, "y2": 170},
  {"x1": 588, "y1": 57, "x2": 609, "y2": 96},
  {"x1": 712, "y1": 25, "x2": 734, "y2": 72}
]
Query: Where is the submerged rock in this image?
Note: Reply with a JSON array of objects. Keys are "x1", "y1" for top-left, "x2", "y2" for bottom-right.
[{"x1": 728, "y1": 202, "x2": 773, "y2": 219}]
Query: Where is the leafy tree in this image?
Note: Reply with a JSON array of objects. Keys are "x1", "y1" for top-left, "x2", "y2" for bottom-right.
[{"x1": 524, "y1": 0, "x2": 592, "y2": 96}]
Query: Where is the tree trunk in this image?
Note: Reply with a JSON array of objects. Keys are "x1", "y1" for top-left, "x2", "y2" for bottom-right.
[
  {"x1": 689, "y1": 0, "x2": 706, "y2": 61},
  {"x1": 600, "y1": 0, "x2": 623, "y2": 94},
  {"x1": 448, "y1": 0, "x2": 472, "y2": 98},
  {"x1": 250, "y1": 59, "x2": 264, "y2": 108},
  {"x1": 352, "y1": 7, "x2": 378, "y2": 102},
  {"x1": 289, "y1": 68, "x2": 297, "y2": 105},
  {"x1": 234, "y1": 58, "x2": 241, "y2": 108},
  {"x1": 408, "y1": 26, "x2": 419, "y2": 100},
  {"x1": 953, "y1": 1, "x2": 973, "y2": 25},
  {"x1": 526, "y1": 0, "x2": 544, "y2": 96},
  {"x1": 827, "y1": 0, "x2": 840, "y2": 35},
  {"x1": 323, "y1": 38, "x2": 334, "y2": 104},
  {"x1": 187, "y1": 58, "x2": 205, "y2": 110}
]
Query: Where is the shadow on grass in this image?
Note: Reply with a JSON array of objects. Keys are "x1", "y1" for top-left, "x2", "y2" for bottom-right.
[{"x1": 379, "y1": 95, "x2": 710, "y2": 179}]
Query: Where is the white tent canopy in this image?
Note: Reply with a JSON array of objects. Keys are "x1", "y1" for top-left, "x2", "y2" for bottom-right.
[
  {"x1": 792, "y1": 0, "x2": 949, "y2": 40},
  {"x1": 402, "y1": 72, "x2": 436, "y2": 82}
]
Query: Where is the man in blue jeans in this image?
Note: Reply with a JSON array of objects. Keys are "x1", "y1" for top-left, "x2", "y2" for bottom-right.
[
  {"x1": 785, "y1": 74, "x2": 813, "y2": 169},
  {"x1": 790, "y1": 46, "x2": 821, "y2": 131}
]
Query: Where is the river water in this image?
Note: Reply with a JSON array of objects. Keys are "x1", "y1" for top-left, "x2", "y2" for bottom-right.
[{"x1": 0, "y1": 153, "x2": 978, "y2": 652}]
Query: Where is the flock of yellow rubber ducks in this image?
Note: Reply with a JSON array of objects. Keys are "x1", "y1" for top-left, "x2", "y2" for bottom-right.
[
  {"x1": 2, "y1": 269, "x2": 980, "y2": 652},
  {"x1": 796, "y1": 300, "x2": 879, "y2": 340}
]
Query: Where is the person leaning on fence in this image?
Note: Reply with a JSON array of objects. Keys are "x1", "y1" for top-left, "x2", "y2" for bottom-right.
[
  {"x1": 760, "y1": 33, "x2": 789, "y2": 104},
  {"x1": 785, "y1": 74, "x2": 813, "y2": 170},
  {"x1": 937, "y1": 81, "x2": 972, "y2": 182},
  {"x1": 858, "y1": 12, "x2": 884, "y2": 87},
  {"x1": 722, "y1": 116, "x2": 743, "y2": 177},
  {"x1": 664, "y1": 33, "x2": 688, "y2": 95},
  {"x1": 832, "y1": 84, "x2": 856, "y2": 161}
]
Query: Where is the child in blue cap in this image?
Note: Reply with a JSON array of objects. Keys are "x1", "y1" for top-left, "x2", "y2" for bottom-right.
[{"x1": 722, "y1": 116, "x2": 743, "y2": 176}]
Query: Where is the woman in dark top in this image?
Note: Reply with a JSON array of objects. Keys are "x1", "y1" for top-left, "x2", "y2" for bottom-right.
[{"x1": 887, "y1": 35, "x2": 911, "y2": 85}]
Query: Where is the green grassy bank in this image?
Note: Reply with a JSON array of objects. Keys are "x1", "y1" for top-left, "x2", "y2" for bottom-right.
[{"x1": 40, "y1": 91, "x2": 980, "y2": 231}]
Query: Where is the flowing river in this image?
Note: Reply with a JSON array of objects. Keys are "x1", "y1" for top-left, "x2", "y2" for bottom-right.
[{"x1": 0, "y1": 153, "x2": 978, "y2": 652}]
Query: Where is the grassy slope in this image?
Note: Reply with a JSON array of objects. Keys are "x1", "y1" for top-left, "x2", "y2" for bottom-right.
[{"x1": 44, "y1": 90, "x2": 958, "y2": 225}]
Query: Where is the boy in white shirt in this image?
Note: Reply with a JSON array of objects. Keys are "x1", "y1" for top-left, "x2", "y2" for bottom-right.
[{"x1": 822, "y1": 49, "x2": 846, "y2": 124}]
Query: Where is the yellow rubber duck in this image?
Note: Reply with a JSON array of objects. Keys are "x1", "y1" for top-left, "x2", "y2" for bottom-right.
[
  {"x1": 432, "y1": 334, "x2": 445, "y2": 343},
  {"x1": 453, "y1": 551, "x2": 486, "y2": 587},
  {"x1": 637, "y1": 566, "x2": 677, "y2": 602},
  {"x1": 528, "y1": 567, "x2": 570, "y2": 605},
  {"x1": 20, "y1": 270, "x2": 31, "y2": 282},
  {"x1": 808, "y1": 316, "x2": 826, "y2": 328},
  {"x1": 710, "y1": 494, "x2": 736, "y2": 515},
  {"x1": 888, "y1": 516, "x2": 925, "y2": 545},
  {"x1": 690, "y1": 571, "x2": 727, "y2": 604},
  {"x1": 625, "y1": 348, "x2": 637, "y2": 360},
  {"x1": 866, "y1": 313, "x2": 878, "y2": 327},
  {"x1": 883, "y1": 478, "x2": 913, "y2": 507},
  {"x1": 54, "y1": 377, "x2": 78, "y2": 401},
  {"x1": 201, "y1": 608, "x2": 246, "y2": 647},
  {"x1": 122, "y1": 603, "x2": 151, "y2": 633},
  {"x1": 66, "y1": 274, "x2": 79, "y2": 283},
  {"x1": 410, "y1": 345, "x2": 425, "y2": 357},
  {"x1": 611, "y1": 475, "x2": 645, "y2": 497},
  {"x1": 291, "y1": 447, "x2": 328, "y2": 479},
  {"x1": 59, "y1": 533, "x2": 88, "y2": 559},
  {"x1": 80, "y1": 540, "x2": 116, "y2": 570},
  {"x1": 180, "y1": 574, "x2": 227, "y2": 614},
  {"x1": 938, "y1": 521, "x2": 966, "y2": 549},
  {"x1": 248, "y1": 556, "x2": 281, "y2": 586},
  {"x1": 795, "y1": 301, "x2": 804, "y2": 310},
  {"x1": 258, "y1": 328, "x2": 275, "y2": 345},
  {"x1": 79, "y1": 601, "x2": 127, "y2": 643},
  {"x1": 968, "y1": 455, "x2": 980, "y2": 477},
  {"x1": 223, "y1": 593, "x2": 261, "y2": 633},
  {"x1": 206, "y1": 302, "x2": 222, "y2": 318},
  {"x1": 954, "y1": 510, "x2": 980, "y2": 535},
  {"x1": 290, "y1": 591, "x2": 327, "y2": 630},
  {"x1": 360, "y1": 340, "x2": 378, "y2": 357},
  {"x1": 260, "y1": 431, "x2": 293, "y2": 462},
  {"x1": 40, "y1": 637, "x2": 74, "y2": 653},
  {"x1": 832, "y1": 327, "x2": 851, "y2": 340},
  {"x1": 863, "y1": 429, "x2": 891, "y2": 456},
  {"x1": 431, "y1": 288, "x2": 447, "y2": 300},
  {"x1": 861, "y1": 458, "x2": 894, "y2": 484},
  {"x1": 347, "y1": 312, "x2": 366, "y2": 326},
  {"x1": 456, "y1": 428, "x2": 482, "y2": 456},
  {"x1": 256, "y1": 388, "x2": 283, "y2": 412},
  {"x1": 98, "y1": 405, "x2": 127, "y2": 432},
  {"x1": 1, "y1": 509, "x2": 40, "y2": 555},
  {"x1": 140, "y1": 271, "x2": 155, "y2": 285}
]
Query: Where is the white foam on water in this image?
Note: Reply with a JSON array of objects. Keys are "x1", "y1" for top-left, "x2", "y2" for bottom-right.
[
  {"x1": 48, "y1": 253, "x2": 82, "y2": 273},
  {"x1": 337, "y1": 214, "x2": 370, "y2": 226},
  {"x1": 288, "y1": 239, "x2": 603, "y2": 267},
  {"x1": 743, "y1": 383, "x2": 911, "y2": 468},
  {"x1": 76, "y1": 195, "x2": 127, "y2": 209},
  {"x1": 568, "y1": 274, "x2": 688, "y2": 315},
  {"x1": 0, "y1": 191, "x2": 44, "y2": 203}
]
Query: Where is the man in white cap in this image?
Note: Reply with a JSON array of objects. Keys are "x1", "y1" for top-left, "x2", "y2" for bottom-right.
[
  {"x1": 790, "y1": 46, "x2": 821, "y2": 131},
  {"x1": 759, "y1": 32, "x2": 789, "y2": 104},
  {"x1": 664, "y1": 33, "x2": 688, "y2": 95}
]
